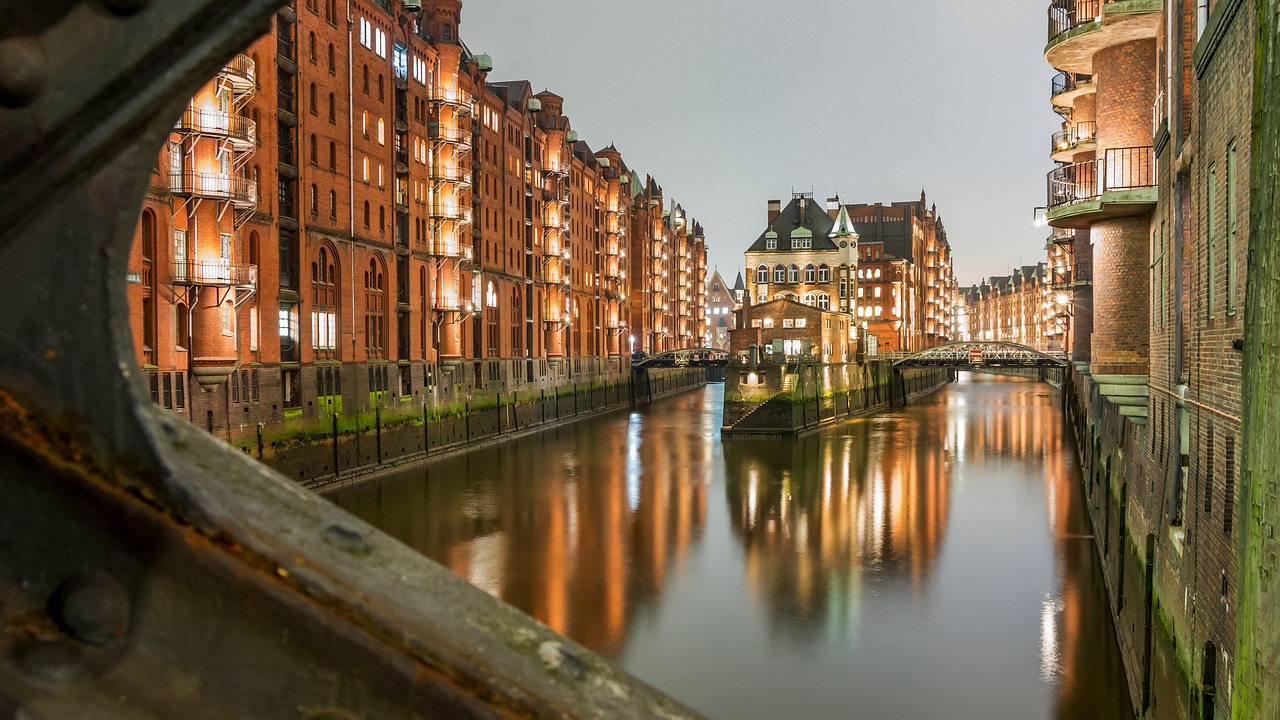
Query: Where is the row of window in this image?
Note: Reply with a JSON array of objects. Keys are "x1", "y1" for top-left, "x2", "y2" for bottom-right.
[{"x1": 754, "y1": 264, "x2": 833, "y2": 284}]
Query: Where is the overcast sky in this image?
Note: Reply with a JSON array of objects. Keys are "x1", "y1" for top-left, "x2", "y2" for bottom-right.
[{"x1": 460, "y1": 0, "x2": 1058, "y2": 287}]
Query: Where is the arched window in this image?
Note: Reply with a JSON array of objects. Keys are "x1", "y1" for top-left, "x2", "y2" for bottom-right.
[
  {"x1": 802, "y1": 293, "x2": 816, "y2": 306},
  {"x1": 328, "y1": 141, "x2": 336, "y2": 170},
  {"x1": 308, "y1": 32, "x2": 316, "y2": 63},
  {"x1": 309, "y1": 184, "x2": 318, "y2": 215},
  {"x1": 327, "y1": 44, "x2": 335, "y2": 73},
  {"x1": 788, "y1": 264, "x2": 800, "y2": 283},
  {"x1": 818, "y1": 264, "x2": 830, "y2": 282},
  {"x1": 817, "y1": 293, "x2": 830, "y2": 310},
  {"x1": 308, "y1": 134, "x2": 316, "y2": 164},
  {"x1": 378, "y1": 205, "x2": 385, "y2": 233},
  {"x1": 247, "y1": 231, "x2": 259, "y2": 267},
  {"x1": 312, "y1": 246, "x2": 339, "y2": 357},
  {"x1": 309, "y1": 83, "x2": 316, "y2": 114},
  {"x1": 755, "y1": 264, "x2": 767, "y2": 283},
  {"x1": 328, "y1": 190, "x2": 336, "y2": 220},
  {"x1": 140, "y1": 210, "x2": 155, "y2": 263},
  {"x1": 443, "y1": 23, "x2": 452, "y2": 41},
  {"x1": 804, "y1": 264, "x2": 816, "y2": 283},
  {"x1": 377, "y1": 118, "x2": 385, "y2": 145},
  {"x1": 364, "y1": 257, "x2": 385, "y2": 357},
  {"x1": 175, "y1": 303, "x2": 189, "y2": 350},
  {"x1": 378, "y1": 74, "x2": 385, "y2": 101},
  {"x1": 773, "y1": 264, "x2": 785, "y2": 283},
  {"x1": 327, "y1": 93, "x2": 335, "y2": 123},
  {"x1": 363, "y1": 201, "x2": 370, "y2": 228},
  {"x1": 510, "y1": 287, "x2": 523, "y2": 354},
  {"x1": 362, "y1": 64, "x2": 369, "y2": 93}
]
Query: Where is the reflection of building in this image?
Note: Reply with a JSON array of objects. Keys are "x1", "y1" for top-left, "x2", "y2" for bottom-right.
[
  {"x1": 959, "y1": 264, "x2": 1052, "y2": 350},
  {"x1": 332, "y1": 406, "x2": 709, "y2": 659},
  {"x1": 705, "y1": 269, "x2": 737, "y2": 350},
  {"x1": 722, "y1": 406, "x2": 953, "y2": 636}
]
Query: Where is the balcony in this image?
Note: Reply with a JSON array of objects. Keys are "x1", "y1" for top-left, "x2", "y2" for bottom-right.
[
  {"x1": 431, "y1": 87, "x2": 473, "y2": 111},
  {"x1": 1046, "y1": 146, "x2": 1155, "y2": 227},
  {"x1": 427, "y1": 122, "x2": 472, "y2": 147},
  {"x1": 170, "y1": 171, "x2": 257, "y2": 209},
  {"x1": 433, "y1": 296, "x2": 474, "y2": 313},
  {"x1": 171, "y1": 260, "x2": 258, "y2": 288},
  {"x1": 430, "y1": 166, "x2": 472, "y2": 186},
  {"x1": 429, "y1": 205, "x2": 472, "y2": 223},
  {"x1": 1045, "y1": 0, "x2": 1162, "y2": 74},
  {"x1": 428, "y1": 241, "x2": 473, "y2": 261},
  {"x1": 218, "y1": 54, "x2": 255, "y2": 94},
  {"x1": 1050, "y1": 71, "x2": 1095, "y2": 108},
  {"x1": 542, "y1": 162, "x2": 570, "y2": 178},
  {"x1": 173, "y1": 110, "x2": 256, "y2": 149},
  {"x1": 1050, "y1": 120, "x2": 1097, "y2": 161}
]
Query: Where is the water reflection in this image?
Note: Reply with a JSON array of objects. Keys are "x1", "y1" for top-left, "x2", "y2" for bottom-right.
[
  {"x1": 332, "y1": 375, "x2": 1136, "y2": 720},
  {"x1": 332, "y1": 393, "x2": 713, "y2": 658}
]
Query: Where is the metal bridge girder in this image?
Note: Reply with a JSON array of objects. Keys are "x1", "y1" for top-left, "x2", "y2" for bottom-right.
[{"x1": 0, "y1": 4, "x2": 702, "y2": 719}]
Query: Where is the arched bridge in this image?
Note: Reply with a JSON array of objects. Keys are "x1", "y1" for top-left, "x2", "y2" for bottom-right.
[
  {"x1": 633, "y1": 347, "x2": 729, "y2": 368},
  {"x1": 889, "y1": 342, "x2": 1068, "y2": 369}
]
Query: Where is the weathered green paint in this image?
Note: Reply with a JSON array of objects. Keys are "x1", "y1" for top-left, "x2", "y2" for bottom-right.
[{"x1": 1233, "y1": 0, "x2": 1280, "y2": 716}]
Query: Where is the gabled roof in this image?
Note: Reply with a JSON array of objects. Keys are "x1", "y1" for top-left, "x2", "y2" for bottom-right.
[{"x1": 746, "y1": 197, "x2": 837, "y2": 253}]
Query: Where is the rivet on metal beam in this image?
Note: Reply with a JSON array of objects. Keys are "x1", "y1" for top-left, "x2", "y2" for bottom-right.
[
  {"x1": 49, "y1": 568, "x2": 130, "y2": 646},
  {"x1": 98, "y1": 0, "x2": 153, "y2": 15},
  {"x1": 0, "y1": 39, "x2": 47, "y2": 109}
]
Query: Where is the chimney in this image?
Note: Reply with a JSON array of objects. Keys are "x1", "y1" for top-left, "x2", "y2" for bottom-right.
[
  {"x1": 827, "y1": 196, "x2": 840, "y2": 218},
  {"x1": 766, "y1": 199, "x2": 781, "y2": 224}
]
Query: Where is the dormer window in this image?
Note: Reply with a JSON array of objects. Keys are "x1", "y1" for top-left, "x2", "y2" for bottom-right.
[{"x1": 765, "y1": 230, "x2": 777, "y2": 250}]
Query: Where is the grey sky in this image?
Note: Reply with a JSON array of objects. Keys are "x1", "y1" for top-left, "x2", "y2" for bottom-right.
[{"x1": 460, "y1": 0, "x2": 1058, "y2": 287}]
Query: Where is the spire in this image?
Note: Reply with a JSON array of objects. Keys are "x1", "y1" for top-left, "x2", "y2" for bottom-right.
[{"x1": 829, "y1": 204, "x2": 859, "y2": 240}]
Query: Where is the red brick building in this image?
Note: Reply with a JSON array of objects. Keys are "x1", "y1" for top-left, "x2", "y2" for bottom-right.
[
  {"x1": 128, "y1": 0, "x2": 707, "y2": 437},
  {"x1": 1044, "y1": 1, "x2": 1257, "y2": 715},
  {"x1": 958, "y1": 264, "x2": 1053, "y2": 351}
]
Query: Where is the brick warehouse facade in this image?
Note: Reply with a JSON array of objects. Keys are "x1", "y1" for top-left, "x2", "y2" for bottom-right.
[
  {"x1": 1043, "y1": 0, "x2": 1256, "y2": 717},
  {"x1": 127, "y1": 0, "x2": 708, "y2": 439},
  {"x1": 958, "y1": 264, "x2": 1056, "y2": 351}
]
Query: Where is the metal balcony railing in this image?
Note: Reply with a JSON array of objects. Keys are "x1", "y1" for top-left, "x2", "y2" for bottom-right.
[
  {"x1": 219, "y1": 54, "x2": 255, "y2": 90},
  {"x1": 427, "y1": 122, "x2": 471, "y2": 146},
  {"x1": 431, "y1": 87, "x2": 472, "y2": 109},
  {"x1": 430, "y1": 166, "x2": 472, "y2": 185},
  {"x1": 169, "y1": 172, "x2": 257, "y2": 207},
  {"x1": 1047, "y1": 146, "x2": 1153, "y2": 209},
  {"x1": 433, "y1": 296, "x2": 473, "y2": 312},
  {"x1": 1051, "y1": 121, "x2": 1097, "y2": 155},
  {"x1": 1074, "y1": 262, "x2": 1093, "y2": 283},
  {"x1": 171, "y1": 260, "x2": 258, "y2": 287},
  {"x1": 174, "y1": 110, "x2": 256, "y2": 146},
  {"x1": 1048, "y1": 0, "x2": 1102, "y2": 42},
  {"x1": 1051, "y1": 71, "x2": 1092, "y2": 98},
  {"x1": 427, "y1": 241, "x2": 472, "y2": 260},
  {"x1": 429, "y1": 205, "x2": 471, "y2": 223}
]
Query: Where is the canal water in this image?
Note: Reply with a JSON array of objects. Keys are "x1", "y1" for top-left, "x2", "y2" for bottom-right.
[{"x1": 330, "y1": 374, "x2": 1134, "y2": 720}]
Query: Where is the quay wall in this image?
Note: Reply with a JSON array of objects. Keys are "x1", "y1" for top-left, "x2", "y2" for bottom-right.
[
  {"x1": 720, "y1": 359, "x2": 948, "y2": 439},
  {"x1": 229, "y1": 366, "x2": 706, "y2": 490}
]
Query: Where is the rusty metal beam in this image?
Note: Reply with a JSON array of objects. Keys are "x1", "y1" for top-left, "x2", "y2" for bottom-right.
[{"x1": 0, "y1": 4, "x2": 705, "y2": 718}]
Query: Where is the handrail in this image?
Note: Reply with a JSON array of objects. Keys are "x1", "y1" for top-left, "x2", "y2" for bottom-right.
[
  {"x1": 1048, "y1": 0, "x2": 1102, "y2": 42},
  {"x1": 1047, "y1": 146, "x2": 1153, "y2": 209},
  {"x1": 174, "y1": 109, "x2": 256, "y2": 144},
  {"x1": 171, "y1": 260, "x2": 258, "y2": 286},
  {"x1": 169, "y1": 171, "x2": 257, "y2": 206}
]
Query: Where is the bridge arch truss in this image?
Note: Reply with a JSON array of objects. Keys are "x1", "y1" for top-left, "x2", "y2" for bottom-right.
[{"x1": 890, "y1": 342, "x2": 1068, "y2": 369}]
